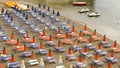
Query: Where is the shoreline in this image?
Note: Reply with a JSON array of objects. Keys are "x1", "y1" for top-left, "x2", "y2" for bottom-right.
[{"x1": 0, "y1": 1, "x2": 120, "y2": 68}]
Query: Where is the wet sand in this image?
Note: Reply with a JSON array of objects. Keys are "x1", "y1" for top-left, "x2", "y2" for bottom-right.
[{"x1": 0, "y1": 1, "x2": 120, "y2": 68}]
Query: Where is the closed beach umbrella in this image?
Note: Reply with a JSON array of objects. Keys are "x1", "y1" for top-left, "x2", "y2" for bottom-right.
[
  {"x1": 10, "y1": 16, "x2": 13, "y2": 21},
  {"x1": 25, "y1": 15, "x2": 28, "y2": 20},
  {"x1": 79, "y1": 30, "x2": 83, "y2": 37},
  {"x1": 11, "y1": 32, "x2": 14, "y2": 39},
  {"x1": 113, "y1": 40, "x2": 117, "y2": 48},
  {"x1": 51, "y1": 19, "x2": 54, "y2": 24},
  {"x1": 30, "y1": 51, "x2": 34, "y2": 59},
  {"x1": 5, "y1": 10, "x2": 8, "y2": 15},
  {"x1": 95, "y1": 53, "x2": 98, "y2": 60},
  {"x1": 32, "y1": 6, "x2": 34, "y2": 11},
  {"x1": 72, "y1": 24, "x2": 74, "y2": 32},
  {"x1": 43, "y1": 4, "x2": 46, "y2": 9},
  {"x1": 98, "y1": 43, "x2": 102, "y2": 49},
  {"x1": 68, "y1": 20, "x2": 70, "y2": 24},
  {"x1": 90, "y1": 62, "x2": 94, "y2": 68},
  {"x1": 103, "y1": 34, "x2": 106, "y2": 41},
  {"x1": 42, "y1": 13, "x2": 45, "y2": 18},
  {"x1": 1, "y1": 8, "x2": 4, "y2": 13},
  {"x1": 23, "y1": 12, "x2": 25, "y2": 17},
  {"x1": 53, "y1": 9, "x2": 55, "y2": 14},
  {"x1": 27, "y1": 4, "x2": 29, "y2": 8},
  {"x1": 16, "y1": 38, "x2": 19, "y2": 46},
  {"x1": 8, "y1": 13, "x2": 10, "y2": 18},
  {"x1": 48, "y1": 6, "x2": 50, "y2": 11},
  {"x1": 2, "y1": 47, "x2": 6, "y2": 55},
  {"x1": 48, "y1": 49, "x2": 52, "y2": 57},
  {"x1": 10, "y1": 54, "x2": 15, "y2": 62},
  {"x1": 57, "y1": 11, "x2": 60, "y2": 16},
  {"x1": 40, "y1": 42, "x2": 43, "y2": 49},
  {"x1": 38, "y1": 3, "x2": 41, "y2": 8},
  {"x1": 108, "y1": 61, "x2": 112, "y2": 68},
  {"x1": 78, "y1": 54, "x2": 82, "y2": 63},
  {"x1": 39, "y1": 10, "x2": 41, "y2": 15},
  {"x1": 32, "y1": 36, "x2": 36, "y2": 43},
  {"x1": 24, "y1": 44, "x2": 27, "y2": 52},
  {"x1": 68, "y1": 47, "x2": 72, "y2": 55},
  {"x1": 57, "y1": 40, "x2": 61, "y2": 47},
  {"x1": 34, "y1": 8, "x2": 37, "y2": 13}
]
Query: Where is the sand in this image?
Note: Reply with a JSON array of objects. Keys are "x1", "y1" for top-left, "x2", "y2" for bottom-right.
[{"x1": 0, "y1": 1, "x2": 120, "y2": 68}]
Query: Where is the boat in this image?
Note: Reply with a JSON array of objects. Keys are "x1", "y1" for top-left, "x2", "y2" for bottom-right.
[
  {"x1": 88, "y1": 12, "x2": 101, "y2": 17},
  {"x1": 73, "y1": 2, "x2": 87, "y2": 6},
  {"x1": 78, "y1": 8, "x2": 89, "y2": 13}
]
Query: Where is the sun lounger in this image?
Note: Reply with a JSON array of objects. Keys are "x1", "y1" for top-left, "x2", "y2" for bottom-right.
[
  {"x1": 105, "y1": 58, "x2": 118, "y2": 63},
  {"x1": 28, "y1": 59, "x2": 39, "y2": 65},
  {"x1": 78, "y1": 37, "x2": 87, "y2": 42},
  {"x1": 38, "y1": 49, "x2": 48, "y2": 55},
  {"x1": 69, "y1": 32, "x2": 79, "y2": 37},
  {"x1": 20, "y1": 51, "x2": 31, "y2": 57},
  {"x1": 29, "y1": 43, "x2": 39, "y2": 49},
  {"x1": 8, "y1": 62, "x2": 20, "y2": 68},
  {"x1": 92, "y1": 36, "x2": 100, "y2": 41},
  {"x1": 80, "y1": 52, "x2": 93, "y2": 58},
  {"x1": 83, "y1": 30, "x2": 91, "y2": 36},
  {"x1": 0, "y1": 54, "x2": 11, "y2": 61},
  {"x1": 1, "y1": 36, "x2": 9, "y2": 41},
  {"x1": 0, "y1": 32, "x2": 5, "y2": 37},
  {"x1": 72, "y1": 46, "x2": 83, "y2": 51},
  {"x1": 95, "y1": 50, "x2": 107, "y2": 56},
  {"x1": 73, "y1": 62, "x2": 86, "y2": 68},
  {"x1": 6, "y1": 39, "x2": 17, "y2": 45},
  {"x1": 44, "y1": 57, "x2": 56, "y2": 63},
  {"x1": 84, "y1": 44, "x2": 96, "y2": 50},
  {"x1": 31, "y1": 13, "x2": 37, "y2": 18},
  {"x1": 65, "y1": 54, "x2": 76, "y2": 60},
  {"x1": 54, "y1": 47, "x2": 65, "y2": 53},
  {"x1": 46, "y1": 41, "x2": 56, "y2": 46},
  {"x1": 100, "y1": 41, "x2": 111, "y2": 48},
  {"x1": 56, "y1": 65, "x2": 65, "y2": 68},
  {"x1": 92, "y1": 60, "x2": 104, "y2": 66}
]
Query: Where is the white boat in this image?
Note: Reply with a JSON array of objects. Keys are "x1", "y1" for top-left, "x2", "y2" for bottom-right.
[
  {"x1": 88, "y1": 12, "x2": 101, "y2": 17},
  {"x1": 78, "y1": 8, "x2": 89, "y2": 13}
]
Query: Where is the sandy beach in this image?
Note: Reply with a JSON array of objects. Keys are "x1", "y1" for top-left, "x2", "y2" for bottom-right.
[{"x1": 0, "y1": 0, "x2": 120, "y2": 68}]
